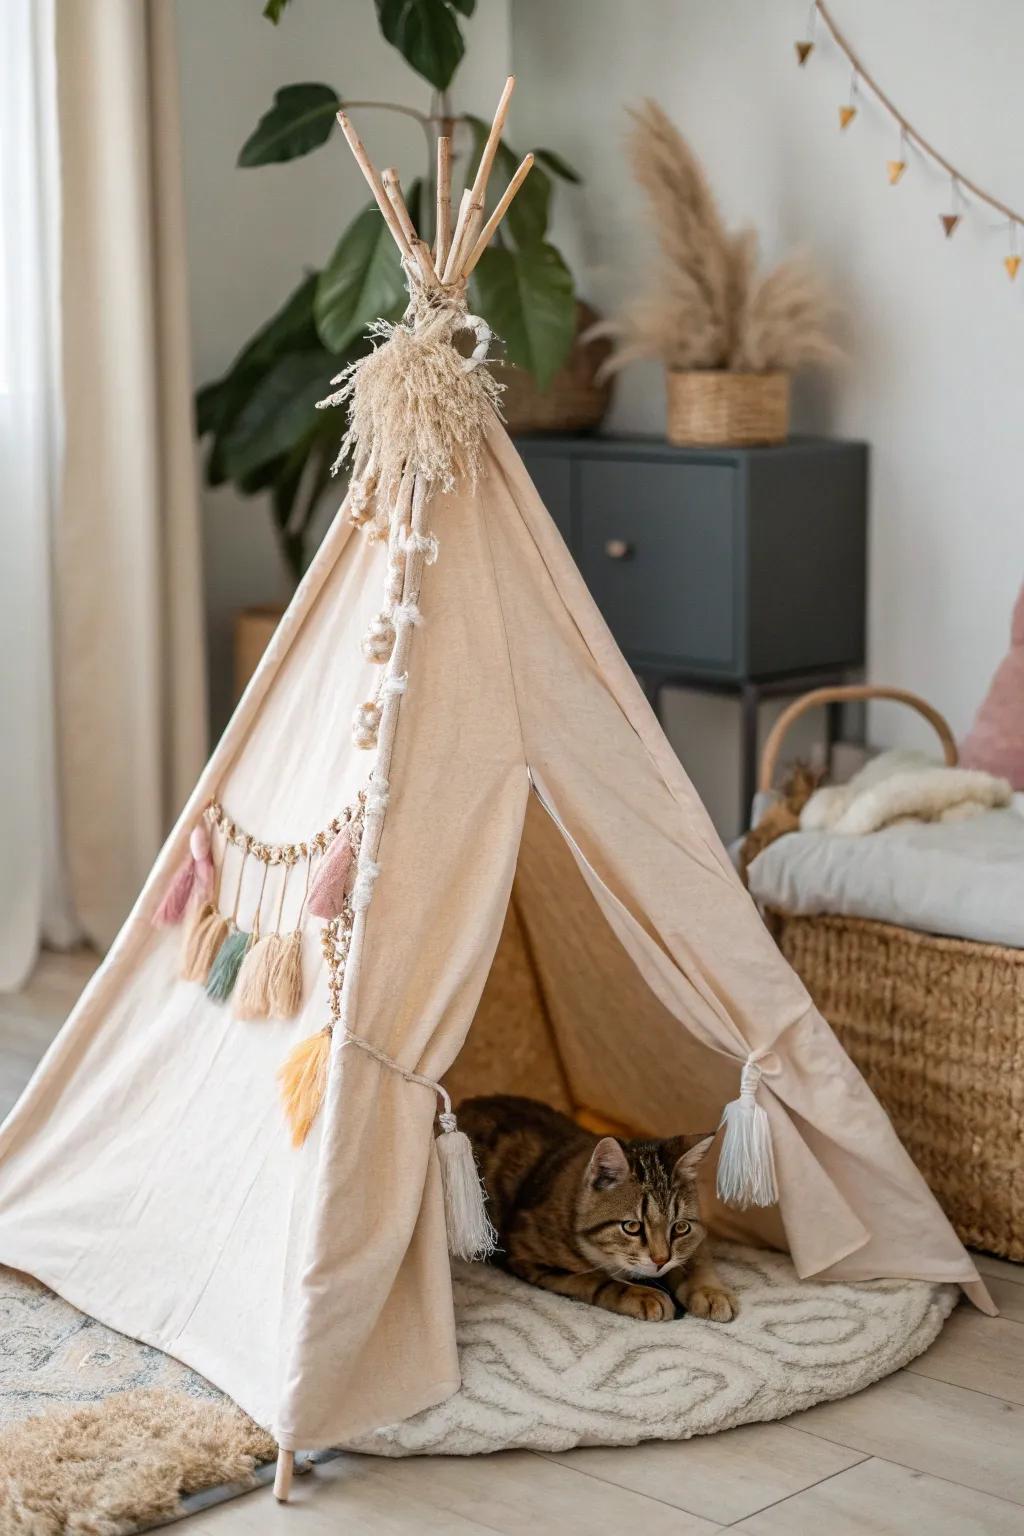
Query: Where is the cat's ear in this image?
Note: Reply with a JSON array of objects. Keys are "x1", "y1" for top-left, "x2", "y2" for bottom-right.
[
  {"x1": 669, "y1": 1134, "x2": 715, "y2": 1183},
  {"x1": 586, "y1": 1137, "x2": 630, "y2": 1190}
]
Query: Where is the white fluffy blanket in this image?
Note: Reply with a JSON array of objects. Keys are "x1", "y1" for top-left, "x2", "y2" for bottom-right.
[
  {"x1": 800, "y1": 749, "x2": 1011, "y2": 837},
  {"x1": 349, "y1": 1245, "x2": 956, "y2": 1457}
]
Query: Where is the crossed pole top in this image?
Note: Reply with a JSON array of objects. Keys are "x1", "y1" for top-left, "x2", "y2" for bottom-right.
[{"x1": 336, "y1": 75, "x2": 533, "y2": 295}]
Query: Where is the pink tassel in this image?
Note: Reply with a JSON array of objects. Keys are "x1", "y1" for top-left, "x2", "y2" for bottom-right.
[
  {"x1": 190, "y1": 823, "x2": 215, "y2": 903},
  {"x1": 154, "y1": 820, "x2": 215, "y2": 928},
  {"x1": 153, "y1": 855, "x2": 195, "y2": 927},
  {"x1": 308, "y1": 829, "x2": 354, "y2": 920}
]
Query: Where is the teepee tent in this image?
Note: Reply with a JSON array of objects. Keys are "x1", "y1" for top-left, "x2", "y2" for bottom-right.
[{"x1": 0, "y1": 78, "x2": 992, "y2": 1497}]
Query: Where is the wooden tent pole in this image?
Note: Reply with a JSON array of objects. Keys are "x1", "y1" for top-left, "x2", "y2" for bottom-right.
[
  {"x1": 274, "y1": 1449, "x2": 295, "y2": 1502},
  {"x1": 335, "y1": 111, "x2": 415, "y2": 266},
  {"x1": 461, "y1": 153, "x2": 535, "y2": 280},
  {"x1": 382, "y1": 166, "x2": 439, "y2": 287},
  {"x1": 435, "y1": 135, "x2": 452, "y2": 270},
  {"x1": 442, "y1": 188, "x2": 474, "y2": 284}
]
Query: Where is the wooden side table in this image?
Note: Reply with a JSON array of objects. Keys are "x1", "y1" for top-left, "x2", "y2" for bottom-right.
[{"x1": 516, "y1": 434, "x2": 868, "y2": 827}]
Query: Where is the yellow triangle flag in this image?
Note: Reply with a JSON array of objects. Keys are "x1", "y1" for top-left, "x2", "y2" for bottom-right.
[{"x1": 839, "y1": 105, "x2": 857, "y2": 130}]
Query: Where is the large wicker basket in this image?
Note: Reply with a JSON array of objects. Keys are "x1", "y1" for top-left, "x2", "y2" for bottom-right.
[
  {"x1": 758, "y1": 684, "x2": 1024, "y2": 1261},
  {"x1": 666, "y1": 369, "x2": 789, "y2": 447}
]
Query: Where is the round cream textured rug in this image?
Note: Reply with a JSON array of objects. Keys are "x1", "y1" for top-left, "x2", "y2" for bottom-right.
[{"x1": 351, "y1": 1244, "x2": 960, "y2": 1457}]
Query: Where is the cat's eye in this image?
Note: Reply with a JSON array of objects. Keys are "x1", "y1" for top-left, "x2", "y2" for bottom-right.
[
  {"x1": 673, "y1": 1220, "x2": 692, "y2": 1236},
  {"x1": 620, "y1": 1219, "x2": 642, "y2": 1236}
]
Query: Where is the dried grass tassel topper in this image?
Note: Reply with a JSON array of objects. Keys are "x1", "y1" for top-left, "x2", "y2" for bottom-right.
[{"x1": 316, "y1": 301, "x2": 502, "y2": 506}]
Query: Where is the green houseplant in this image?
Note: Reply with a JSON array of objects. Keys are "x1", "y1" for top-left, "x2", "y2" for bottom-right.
[{"x1": 197, "y1": 0, "x2": 583, "y2": 587}]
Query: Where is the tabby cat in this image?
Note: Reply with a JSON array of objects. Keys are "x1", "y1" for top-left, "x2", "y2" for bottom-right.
[{"x1": 458, "y1": 1095, "x2": 737, "y2": 1323}]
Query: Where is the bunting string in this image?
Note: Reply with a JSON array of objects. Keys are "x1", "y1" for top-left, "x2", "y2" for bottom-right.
[{"x1": 795, "y1": 0, "x2": 1023, "y2": 281}]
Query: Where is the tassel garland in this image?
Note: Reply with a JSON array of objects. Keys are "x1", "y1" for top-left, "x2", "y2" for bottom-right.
[
  {"x1": 278, "y1": 1027, "x2": 333, "y2": 1148},
  {"x1": 436, "y1": 1110, "x2": 498, "y2": 1261},
  {"x1": 181, "y1": 904, "x2": 229, "y2": 983},
  {"x1": 233, "y1": 930, "x2": 279, "y2": 1019},
  {"x1": 268, "y1": 930, "x2": 304, "y2": 1018},
  {"x1": 153, "y1": 855, "x2": 197, "y2": 927},
  {"x1": 153, "y1": 823, "x2": 214, "y2": 927},
  {"x1": 716, "y1": 1058, "x2": 778, "y2": 1209},
  {"x1": 205, "y1": 927, "x2": 251, "y2": 1001},
  {"x1": 307, "y1": 829, "x2": 355, "y2": 920}
]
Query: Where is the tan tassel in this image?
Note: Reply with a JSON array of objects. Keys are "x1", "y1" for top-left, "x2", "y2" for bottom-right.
[
  {"x1": 233, "y1": 931, "x2": 280, "y2": 1019},
  {"x1": 269, "y1": 930, "x2": 304, "y2": 1018},
  {"x1": 232, "y1": 863, "x2": 274, "y2": 1020},
  {"x1": 277, "y1": 1027, "x2": 332, "y2": 1147},
  {"x1": 181, "y1": 902, "x2": 228, "y2": 983}
]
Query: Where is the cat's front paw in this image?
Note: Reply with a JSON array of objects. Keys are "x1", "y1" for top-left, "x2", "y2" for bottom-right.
[
  {"x1": 684, "y1": 1284, "x2": 738, "y2": 1322},
  {"x1": 616, "y1": 1284, "x2": 675, "y2": 1322}
]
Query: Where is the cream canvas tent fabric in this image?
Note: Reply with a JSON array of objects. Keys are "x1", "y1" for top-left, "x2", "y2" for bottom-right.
[
  {"x1": 0, "y1": 84, "x2": 992, "y2": 1468},
  {"x1": 0, "y1": 418, "x2": 995, "y2": 1449}
]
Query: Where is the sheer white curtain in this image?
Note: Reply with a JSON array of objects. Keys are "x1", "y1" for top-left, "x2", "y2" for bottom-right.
[
  {"x1": 0, "y1": 1, "x2": 207, "y2": 985},
  {"x1": 0, "y1": 0, "x2": 79, "y2": 989}
]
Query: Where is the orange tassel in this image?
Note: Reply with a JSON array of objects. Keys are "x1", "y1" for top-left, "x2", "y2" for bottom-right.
[
  {"x1": 277, "y1": 1027, "x2": 332, "y2": 1147},
  {"x1": 269, "y1": 930, "x2": 304, "y2": 1018},
  {"x1": 181, "y1": 903, "x2": 228, "y2": 983}
]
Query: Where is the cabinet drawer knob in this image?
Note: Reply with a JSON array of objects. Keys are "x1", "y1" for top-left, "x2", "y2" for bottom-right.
[{"x1": 605, "y1": 538, "x2": 632, "y2": 560}]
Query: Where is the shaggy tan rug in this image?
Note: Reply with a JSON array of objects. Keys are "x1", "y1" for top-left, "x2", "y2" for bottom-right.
[
  {"x1": 0, "y1": 1390, "x2": 275, "y2": 1536},
  {"x1": 0, "y1": 1267, "x2": 275, "y2": 1535}
]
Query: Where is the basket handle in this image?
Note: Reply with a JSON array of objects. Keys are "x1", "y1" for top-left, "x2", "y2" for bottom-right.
[{"x1": 758, "y1": 685, "x2": 958, "y2": 793}]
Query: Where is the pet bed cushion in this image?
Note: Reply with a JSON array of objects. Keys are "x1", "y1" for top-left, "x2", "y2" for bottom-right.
[
  {"x1": 350, "y1": 1244, "x2": 957, "y2": 1457},
  {"x1": 747, "y1": 800, "x2": 1024, "y2": 948}
]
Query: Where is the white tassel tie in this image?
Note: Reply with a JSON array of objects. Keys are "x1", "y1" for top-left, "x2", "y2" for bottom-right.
[
  {"x1": 339, "y1": 1035, "x2": 497, "y2": 1262},
  {"x1": 436, "y1": 1109, "x2": 498, "y2": 1261},
  {"x1": 716, "y1": 1056, "x2": 778, "y2": 1209}
]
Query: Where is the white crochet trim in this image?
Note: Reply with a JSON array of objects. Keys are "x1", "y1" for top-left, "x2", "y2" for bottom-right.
[
  {"x1": 402, "y1": 529, "x2": 439, "y2": 564},
  {"x1": 381, "y1": 673, "x2": 408, "y2": 696},
  {"x1": 394, "y1": 601, "x2": 423, "y2": 628},
  {"x1": 365, "y1": 777, "x2": 390, "y2": 810},
  {"x1": 351, "y1": 857, "x2": 381, "y2": 912}
]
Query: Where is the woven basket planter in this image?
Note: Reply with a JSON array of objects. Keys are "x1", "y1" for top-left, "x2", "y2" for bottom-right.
[
  {"x1": 775, "y1": 909, "x2": 1024, "y2": 1261},
  {"x1": 501, "y1": 302, "x2": 613, "y2": 436},
  {"x1": 666, "y1": 369, "x2": 789, "y2": 447}
]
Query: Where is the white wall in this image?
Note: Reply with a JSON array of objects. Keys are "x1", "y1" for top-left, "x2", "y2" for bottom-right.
[
  {"x1": 175, "y1": 0, "x2": 511, "y2": 729},
  {"x1": 510, "y1": 0, "x2": 1024, "y2": 835}
]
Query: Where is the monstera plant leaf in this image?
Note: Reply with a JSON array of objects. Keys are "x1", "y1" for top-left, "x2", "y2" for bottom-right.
[
  {"x1": 471, "y1": 242, "x2": 575, "y2": 392},
  {"x1": 197, "y1": 273, "x2": 327, "y2": 484},
  {"x1": 314, "y1": 182, "x2": 422, "y2": 353},
  {"x1": 374, "y1": 0, "x2": 475, "y2": 92},
  {"x1": 463, "y1": 116, "x2": 579, "y2": 247},
  {"x1": 218, "y1": 348, "x2": 337, "y2": 482},
  {"x1": 239, "y1": 83, "x2": 341, "y2": 166}
]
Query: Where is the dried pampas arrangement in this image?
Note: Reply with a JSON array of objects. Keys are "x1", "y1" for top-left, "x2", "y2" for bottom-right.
[{"x1": 598, "y1": 100, "x2": 838, "y2": 378}]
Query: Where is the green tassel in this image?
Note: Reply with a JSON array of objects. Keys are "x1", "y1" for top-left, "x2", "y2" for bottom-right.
[{"x1": 205, "y1": 927, "x2": 251, "y2": 1002}]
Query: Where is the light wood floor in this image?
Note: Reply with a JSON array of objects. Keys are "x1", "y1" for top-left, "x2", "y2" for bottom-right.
[{"x1": 2, "y1": 951, "x2": 1023, "y2": 1534}]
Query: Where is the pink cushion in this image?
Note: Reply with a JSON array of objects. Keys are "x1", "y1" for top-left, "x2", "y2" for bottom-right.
[{"x1": 960, "y1": 580, "x2": 1024, "y2": 789}]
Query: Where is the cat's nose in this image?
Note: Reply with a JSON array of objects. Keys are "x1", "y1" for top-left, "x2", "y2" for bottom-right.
[{"x1": 651, "y1": 1251, "x2": 669, "y2": 1268}]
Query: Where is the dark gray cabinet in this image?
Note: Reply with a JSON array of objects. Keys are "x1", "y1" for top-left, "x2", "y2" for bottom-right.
[{"x1": 515, "y1": 434, "x2": 868, "y2": 820}]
